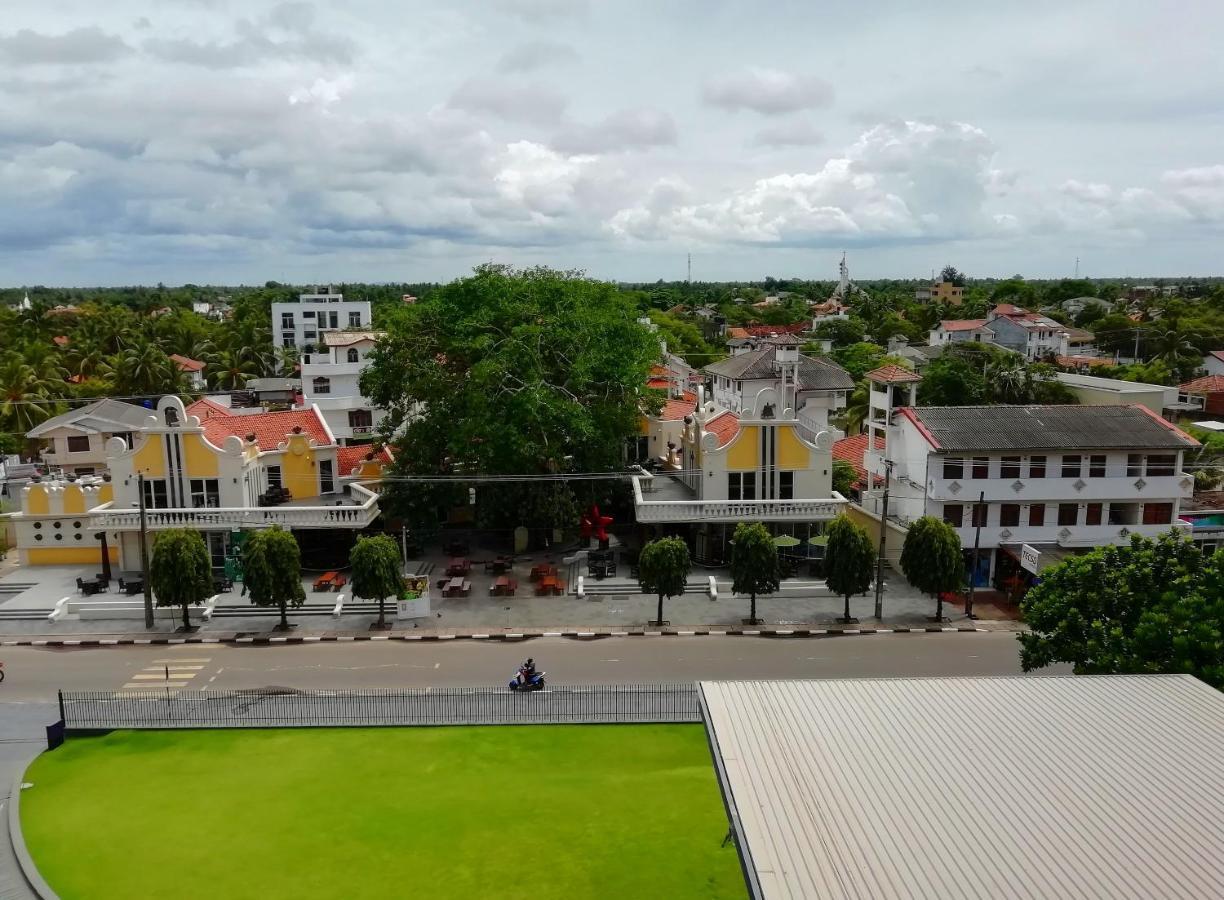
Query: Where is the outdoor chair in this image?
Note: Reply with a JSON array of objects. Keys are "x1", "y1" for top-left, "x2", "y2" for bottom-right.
[{"x1": 76, "y1": 577, "x2": 101, "y2": 596}]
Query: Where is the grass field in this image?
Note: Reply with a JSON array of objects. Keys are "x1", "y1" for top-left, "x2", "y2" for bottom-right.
[{"x1": 21, "y1": 725, "x2": 745, "y2": 900}]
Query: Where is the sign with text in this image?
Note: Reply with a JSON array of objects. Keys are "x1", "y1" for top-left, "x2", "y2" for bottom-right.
[{"x1": 1020, "y1": 544, "x2": 1041, "y2": 574}]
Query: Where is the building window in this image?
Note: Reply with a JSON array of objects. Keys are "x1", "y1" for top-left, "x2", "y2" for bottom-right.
[
  {"x1": 348, "y1": 409, "x2": 373, "y2": 429},
  {"x1": 1061, "y1": 455, "x2": 1082, "y2": 478},
  {"x1": 280, "y1": 312, "x2": 294, "y2": 329},
  {"x1": 943, "y1": 504, "x2": 963, "y2": 527},
  {"x1": 971, "y1": 457, "x2": 989, "y2": 479},
  {"x1": 728, "y1": 472, "x2": 756, "y2": 500},
  {"x1": 1127, "y1": 454, "x2": 1143, "y2": 477},
  {"x1": 347, "y1": 348, "x2": 360, "y2": 363},
  {"x1": 1142, "y1": 503, "x2": 1174, "y2": 525},
  {"x1": 1089, "y1": 455, "x2": 1107, "y2": 478},
  {"x1": 1000, "y1": 456, "x2": 1021, "y2": 479},
  {"x1": 319, "y1": 459, "x2": 334, "y2": 494},
  {"x1": 142, "y1": 478, "x2": 169, "y2": 509},
  {"x1": 116, "y1": 432, "x2": 134, "y2": 449},
  {"x1": 1000, "y1": 504, "x2": 1021, "y2": 527},
  {"x1": 282, "y1": 335, "x2": 296, "y2": 348},
  {"x1": 779, "y1": 471, "x2": 794, "y2": 500},
  {"x1": 1029, "y1": 503, "x2": 1046, "y2": 527},
  {"x1": 267, "y1": 466, "x2": 282, "y2": 489},
  {"x1": 312, "y1": 377, "x2": 331, "y2": 395},
  {"x1": 1085, "y1": 503, "x2": 1103, "y2": 526},
  {"x1": 303, "y1": 310, "x2": 315, "y2": 319},
  {"x1": 66, "y1": 435, "x2": 90, "y2": 453},
  {"x1": 1146, "y1": 454, "x2": 1176, "y2": 477},
  {"x1": 943, "y1": 458, "x2": 964, "y2": 480},
  {"x1": 1028, "y1": 456, "x2": 1046, "y2": 479},
  {"x1": 304, "y1": 330, "x2": 318, "y2": 342},
  {"x1": 1058, "y1": 503, "x2": 1078, "y2": 526},
  {"x1": 348, "y1": 311, "x2": 362, "y2": 327},
  {"x1": 329, "y1": 311, "x2": 339, "y2": 329},
  {"x1": 189, "y1": 478, "x2": 220, "y2": 509},
  {"x1": 971, "y1": 502, "x2": 988, "y2": 527}
]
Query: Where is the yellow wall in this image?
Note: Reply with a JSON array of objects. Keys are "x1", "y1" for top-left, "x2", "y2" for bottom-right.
[
  {"x1": 777, "y1": 426, "x2": 811, "y2": 470},
  {"x1": 182, "y1": 433, "x2": 220, "y2": 477},
  {"x1": 280, "y1": 435, "x2": 319, "y2": 500},
  {"x1": 99, "y1": 483, "x2": 113, "y2": 504},
  {"x1": 639, "y1": 416, "x2": 650, "y2": 435},
  {"x1": 26, "y1": 485, "x2": 49, "y2": 515},
  {"x1": 131, "y1": 434, "x2": 166, "y2": 476},
  {"x1": 27, "y1": 546, "x2": 117, "y2": 565},
  {"x1": 726, "y1": 425, "x2": 758, "y2": 470},
  {"x1": 62, "y1": 484, "x2": 86, "y2": 514},
  {"x1": 356, "y1": 458, "x2": 386, "y2": 479}
]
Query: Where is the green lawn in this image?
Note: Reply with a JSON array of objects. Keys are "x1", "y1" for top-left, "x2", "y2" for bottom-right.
[{"x1": 21, "y1": 725, "x2": 745, "y2": 900}]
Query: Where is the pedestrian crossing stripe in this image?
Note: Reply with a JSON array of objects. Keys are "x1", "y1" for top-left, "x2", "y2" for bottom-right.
[{"x1": 120, "y1": 658, "x2": 211, "y2": 692}]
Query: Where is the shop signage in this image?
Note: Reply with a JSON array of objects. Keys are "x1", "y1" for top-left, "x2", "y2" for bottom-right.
[{"x1": 1020, "y1": 544, "x2": 1040, "y2": 574}]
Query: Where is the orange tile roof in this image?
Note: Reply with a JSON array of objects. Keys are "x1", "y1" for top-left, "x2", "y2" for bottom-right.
[
  {"x1": 705, "y1": 411, "x2": 740, "y2": 448},
  {"x1": 659, "y1": 391, "x2": 697, "y2": 421},
  {"x1": 186, "y1": 400, "x2": 332, "y2": 451},
  {"x1": 832, "y1": 432, "x2": 885, "y2": 489},
  {"x1": 1055, "y1": 355, "x2": 1115, "y2": 368},
  {"x1": 742, "y1": 323, "x2": 807, "y2": 337},
  {"x1": 939, "y1": 319, "x2": 990, "y2": 332},
  {"x1": 170, "y1": 353, "x2": 206, "y2": 372},
  {"x1": 52, "y1": 335, "x2": 69, "y2": 346},
  {"x1": 991, "y1": 303, "x2": 1028, "y2": 315},
  {"x1": 186, "y1": 397, "x2": 233, "y2": 420},
  {"x1": 646, "y1": 377, "x2": 672, "y2": 390},
  {"x1": 866, "y1": 364, "x2": 922, "y2": 384},
  {"x1": 726, "y1": 327, "x2": 750, "y2": 340},
  {"x1": 1180, "y1": 375, "x2": 1224, "y2": 395},
  {"x1": 336, "y1": 444, "x2": 393, "y2": 475}
]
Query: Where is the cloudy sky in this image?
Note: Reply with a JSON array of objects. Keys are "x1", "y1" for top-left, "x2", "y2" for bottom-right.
[{"x1": 1, "y1": 0, "x2": 1222, "y2": 286}]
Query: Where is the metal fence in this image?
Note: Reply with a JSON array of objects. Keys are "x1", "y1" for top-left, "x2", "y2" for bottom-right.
[{"x1": 59, "y1": 683, "x2": 700, "y2": 730}]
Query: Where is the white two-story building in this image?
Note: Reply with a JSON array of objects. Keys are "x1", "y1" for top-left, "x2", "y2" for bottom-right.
[
  {"x1": 863, "y1": 404, "x2": 1198, "y2": 588},
  {"x1": 272, "y1": 287, "x2": 372, "y2": 351},
  {"x1": 27, "y1": 399, "x2": 149, "y2": 477},
  {"x1": 300, "y1": 331, "x2": 386, "y2": 445}
]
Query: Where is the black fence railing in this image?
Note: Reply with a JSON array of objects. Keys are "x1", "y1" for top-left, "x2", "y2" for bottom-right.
[{"x1": 59, "y1": 683, "x2": 700, "y2": 731}]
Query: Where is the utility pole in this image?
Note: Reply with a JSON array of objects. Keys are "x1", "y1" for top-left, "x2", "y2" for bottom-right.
[
  {"x1": 873, "y1": 459, "x2": 893, "y2": 619},
  {"x1": 1133, "y1": 329, "x2": 1140, "y2": 363},
  {"x1": 401, "y1": 524, "x2": 409, "y2": 571},
  {"x1": 686, "y1": 252, "x2": 692, "y2": 283},
  {"x1": 965, "y1": 490, "x2": 984, "y2": 618},
  {"x1": 137, "y1": 473, "x2": 154, "y2": 629}
]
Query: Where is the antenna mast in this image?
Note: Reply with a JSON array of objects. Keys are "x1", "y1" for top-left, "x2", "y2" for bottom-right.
[{"x1": 686, "y1": 252, "x2": 691, "y2": 283}]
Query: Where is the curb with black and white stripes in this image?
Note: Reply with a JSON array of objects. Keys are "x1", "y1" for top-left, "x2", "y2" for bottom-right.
[{"x1": 0, "y1": 625, "x2": 991, "y2": 648}]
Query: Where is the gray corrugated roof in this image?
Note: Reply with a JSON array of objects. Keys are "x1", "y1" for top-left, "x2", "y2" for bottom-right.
[
  {"x1": 705, "y1": 349, "x2": 854, "y2": 391},
  {"x1": 908, "y1": 405, "x2": 1197, "y2": 451},
  {"x1": 26, "y1": 399, "x2": 151, "y2": 438},
  {"x1": 701, "y1": 676, "x2": 1224, "y2": 900}
]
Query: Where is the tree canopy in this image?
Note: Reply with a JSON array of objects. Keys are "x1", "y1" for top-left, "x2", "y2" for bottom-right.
[
  {"x1": 1019, "y1": 533, "x2": 1223, "y2": 688},
  {"x1": 350, "y1": 534, "x2": 405, "y2": 629},
  {"x1": 900, "y1": 516, "x2": 964, "y2": 619},
  {"x1": 637, "y1": 535, "x2": 691, "y2": 626},
  {"x1": 243, "y1": 527, "x2": 306, "y2": 630},
  {"x1": 824, "y1": 515, "x2": 875, "y2": 623},
  {"x1": 730, "y1": 522, "x2": 780, "y2": 625},
  {"x1": 149, "y1": 528, "x2": 213, "y2": 630}
]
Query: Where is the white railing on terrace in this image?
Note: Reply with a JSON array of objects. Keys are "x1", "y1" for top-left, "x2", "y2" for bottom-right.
[
  {"x1": 632, "y1": 477, "x2": 846, "y2": 523},
  {"x1": 87, "y1": 483, "x2": 380, "y2": 531}
]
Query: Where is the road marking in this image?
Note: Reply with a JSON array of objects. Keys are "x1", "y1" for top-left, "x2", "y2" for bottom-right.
[
  {"x1": 434, "y1": 663, "x2": 440, "y2": 669},
  {"x1": 152, "y1": 658, "x2": 212, "y2": 663},
  {"x1": 124, "y1": 682, "x2": 188, "y2": 689}
]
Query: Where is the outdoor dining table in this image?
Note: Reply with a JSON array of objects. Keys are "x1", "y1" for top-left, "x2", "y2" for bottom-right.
[
  {"x1": 535, "y1": 575, "x2": 562, "y2": 596},
  {"x1": 443, "y1": 577, "x2": 469, "y2": 597},
  {"x1": 446, "y1": 558, "x2": 471, "y2": 576},
  {"x1": 486, "y1": 556, "x2": 514, "y2": 574},
  {"x1": 529, "y1": 564, "x2": 557, "y2": 581},
  {"x1": 118, "y1": 571, "x2": 144, "y2": 595},
  {"x1": 492, "y1": 575, "x2": 517, "y2": 596},
  {"x1": 313, "y1": 571, "x2": 339, "y2": 591}
]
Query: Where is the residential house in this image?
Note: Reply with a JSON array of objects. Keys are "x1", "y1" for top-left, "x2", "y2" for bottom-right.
[
  {"x1": 915, "y1": 281, "x2": 964, "y2": 305},
  {"x1": 8, "y1": 396, "x2": 387, "y2": 571},
  {"x1": 26, "y1": 399, "x2": 150, "y2": 477},
  {"x1": 299, "y1": 331, "x2": 386, "y2": 445},
  {"x1": 809, "y1": 299, "x2": 849, "y2": 327},
  {"x1": 234, "y1": 378, "x2": 299, "y2": 409},
  {"x1": 863, "y1": 403, "x2": 1197, "y2": 588},
  {"x1": 704, "y1": 336, "x2": 854, "y2": 425},
  {"x1": 1179, "y1": 375, "x2": 1224, "y2": 415},
  {"x1": 1055, "y1": 372, "x2": 1179, "y2": 416},
  {"x1": 170, "y1": 354, "x2": 206, "y2": 391},
  {"x1": 634, "y1": 341, "x2": 850, "y2": 564},
  {"x1": 984, "y1": 305, "x2": 1071, "y2": 360},
  {"x1": 271, "y1": 287, "x2": 372, "y2": 351},
  {"x1": 1202, "y1": 351, "x2": 1224, "y2": 377},
  {"x1": 928, "y1": 319, "x2": 995, "y2": 347}
]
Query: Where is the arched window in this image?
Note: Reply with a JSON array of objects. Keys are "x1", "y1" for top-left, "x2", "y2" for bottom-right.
[
  {"x1": 347, "y1": 348, "x2": 359, "y2": 363},
  {"x1": 312, "y1": 377, "x2": 331, "y2": 395}
]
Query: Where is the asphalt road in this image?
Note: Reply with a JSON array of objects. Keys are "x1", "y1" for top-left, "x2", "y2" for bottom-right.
[{"x1": 0, "y1": 632, "x2": 1053, "y2": 703}]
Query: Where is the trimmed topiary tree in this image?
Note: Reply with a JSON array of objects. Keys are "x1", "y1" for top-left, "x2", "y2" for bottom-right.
[
  {"x1": 350, "y1": 534, "x2": 406, "y2": 630},
  {"x1": 244, "y1": 526, "x2": 306, "y2": 630},
  {"x1": 730, "y1": 522, "x2": 780, "y2": 626},
  {"x1": 899, "y1": 515, "x2": 964, "y2": 622},
  {"x1": 823, "y1": 515, "x2": 875, "y2": 624},
  {"x1": 637, "y1": 536, "x2": 691, "y2": 627},
  {"x1": 149, "y1": 528, "x2": 213, "y2": 631}
]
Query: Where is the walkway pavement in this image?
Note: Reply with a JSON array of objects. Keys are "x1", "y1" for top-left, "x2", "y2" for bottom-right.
[{"x1": 0, "y1": 702, "x2": 52, "y2": 900}]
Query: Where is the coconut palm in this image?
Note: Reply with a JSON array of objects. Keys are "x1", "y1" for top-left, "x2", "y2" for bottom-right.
[
  {"x1": 212, "y1": 348, "x2": 258, "y2": 391},
  {"x1": 985, "y1": 359, "x2": 1033, "y2": 404},
  {"x1": 0, "y1": 353, "x2": 59, "y2": 435},
  {"x1": 111, "y1": 340, "x2": 183, "y2": 397},
  {"x1": 1149, "y1": 325, "x2": 1196, "y2": 364},
  {"x1": 841, "y1": 379, "x2": 870, "y2": 435}
]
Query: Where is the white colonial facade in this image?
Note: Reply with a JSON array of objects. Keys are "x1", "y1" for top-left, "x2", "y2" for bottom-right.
[
  {"x1": 272, "y1": 287, "x2": 372, "y2": 351},
  {"x1": 299, "y1": 331, "x2": 386, "y2": 445}
]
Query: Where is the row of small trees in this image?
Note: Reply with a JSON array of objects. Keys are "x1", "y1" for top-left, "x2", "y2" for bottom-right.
[
  {"x1": 637, "y1": 514, "x2": 967, "y2": 625},
  {"x1": 149, "y1": 528, "x2": 405, "y2": 631}
]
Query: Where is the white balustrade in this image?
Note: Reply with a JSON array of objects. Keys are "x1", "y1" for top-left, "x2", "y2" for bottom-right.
[{"x1": 633, "y1": 477, "x2": 846, "y2": 523}]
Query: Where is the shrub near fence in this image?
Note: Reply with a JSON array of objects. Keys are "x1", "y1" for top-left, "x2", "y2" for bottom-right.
[{"x1": 59, "y1": 684, "x2": 701, "y2": 731}]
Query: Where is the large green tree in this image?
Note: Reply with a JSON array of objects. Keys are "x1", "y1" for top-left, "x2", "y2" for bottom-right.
[
  {"x1": 899, "y1": 516, "x2": 964, "y2": 621},
  {"x1": 730, "y1": 522, "x2": 780, "y2": 625},
  {"x1": 362, "y1": 265, "x2": 660, "y2": 535},
  {"x1": 349, "y1": 534, "x2": 405, "y2": 630},
  {"x1": 243, "y1": 527, "x2": 306, "y2": 630},
  {"x1": 824, "y1": 515, "x2": 875, "y2": 624},
  {"x1": 1019, "y1": 533, "x2": 1223, "y2": 688},
  {"x1": 149, "y1": 528, "x2": 214, "y2": 630},
  {"x1": 637, "y1": 536, "x2": 691, "y2": 627}
]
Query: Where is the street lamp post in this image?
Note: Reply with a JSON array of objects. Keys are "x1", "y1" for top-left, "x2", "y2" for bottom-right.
[
  {"x1": 966, "y1": 490, "x2": 985, "y2": 618},
  {"x1": 873, "y1": 459, "x2": 893, "y2": 619},
  {"x1": 137, "y1": 473, "x2": 154, "y2": 629}
]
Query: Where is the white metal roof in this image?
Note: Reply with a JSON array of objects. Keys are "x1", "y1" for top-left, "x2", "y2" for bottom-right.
[{"x1": 700, "y1": 676, "x2": 1224, "y2": 900}]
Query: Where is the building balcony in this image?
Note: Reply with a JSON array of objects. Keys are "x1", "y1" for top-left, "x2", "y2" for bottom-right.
[
  {"x1": 632, "y1": 475, "x2": 846, "y2": 524},
  {"x1": 86, "y1": 484, "x2": 380, "y2": 532},
  {"x1": 301, "y1": 361, "x2": 367, "y2": 377},
  {"x1": 949, "y1": 520, "x2": 1190, "y2": 549},
  {"x1": 927, "y1": 474, "x2": 1194, "y2": 504}
]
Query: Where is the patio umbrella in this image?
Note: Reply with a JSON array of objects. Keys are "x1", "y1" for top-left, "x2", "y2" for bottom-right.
[
  {"x1": 808, "y1": 535, "x2": 828, "y2": 547},
  {"x1": 773, "y1": 535, "x2": 801, "y2": 548}
]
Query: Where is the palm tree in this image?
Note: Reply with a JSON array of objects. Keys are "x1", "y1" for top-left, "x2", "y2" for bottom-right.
[
  {"x1": 841, "y1": 379, "x2": 870, "y2": 434},
  {"x1": 212, "y1": 348, "x2": 258, "y2": 391},
  {"x1": 112, "y1": 340, "x2": 182, "y2": 397},
  {"x1": 0, "y1": 353, "x2": 59, "y2": 435},
  {"x1": 1149, "y1": 325, "x2": 1196, "y2": 364},
  {"x1": 985, "y1": 359, "x2": 1032, "y2": 404}
]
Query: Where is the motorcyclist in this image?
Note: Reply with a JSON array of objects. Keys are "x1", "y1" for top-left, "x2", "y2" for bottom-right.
[{"x1": 518, "y1": 657, "x2": 537, "y2": 685}]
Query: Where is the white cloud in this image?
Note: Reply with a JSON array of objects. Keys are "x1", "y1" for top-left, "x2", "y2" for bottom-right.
[
  {"x1": 493, "y1": 0, "x2": 589, "y2": 23},
  {"x1": 550, "y1": 108, "x2": 676, "y2": 154},
  {"x1": 752, "y1": 120, "x2": 824, "y2": 148},
  {"x1": 447, "y1": 78, "x2": 568, "y2": 126},
  {"x1": 702, "y1": 67, "x2": 834, "y2": 115},
  {"x1": 496, "y1": 40, "x2": 579, "y2": 74},
  {"x1": 0, "y1": 27, "x2": 131, "y2": 65}
]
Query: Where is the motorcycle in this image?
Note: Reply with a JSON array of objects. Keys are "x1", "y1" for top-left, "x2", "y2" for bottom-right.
[
  {"x1": 508, "y1": 669, "x2": 545, "y2": 691},
  {"x1": 0, "y1": 661, "x2": 5, "y2": 683}
]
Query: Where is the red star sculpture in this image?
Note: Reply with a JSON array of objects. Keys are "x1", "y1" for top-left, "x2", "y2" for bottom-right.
[{"x1": 579, "y1": 504, "x2": 614, "y2": 544}]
